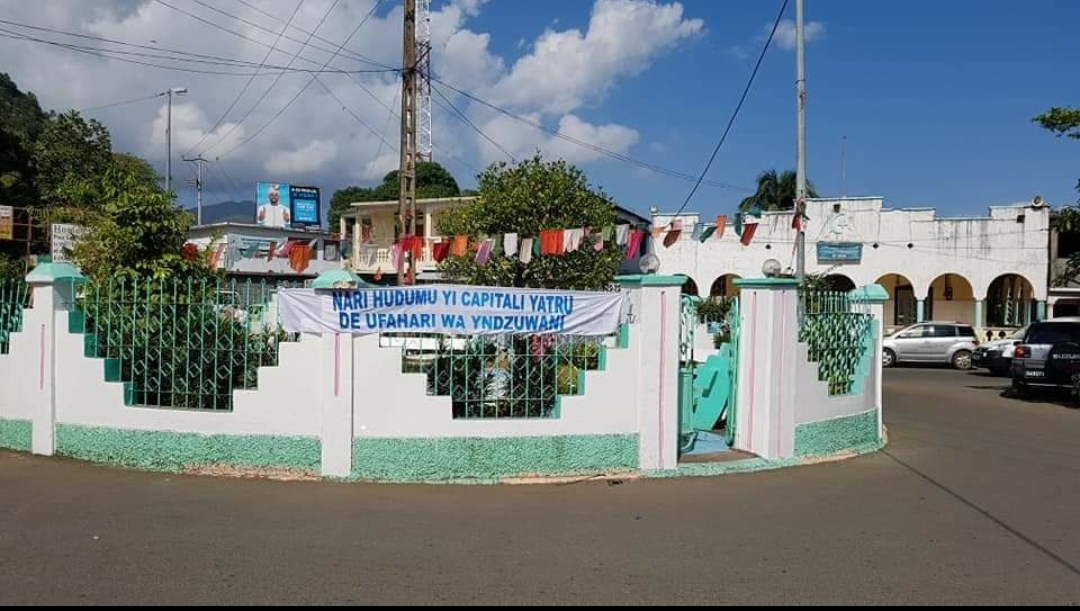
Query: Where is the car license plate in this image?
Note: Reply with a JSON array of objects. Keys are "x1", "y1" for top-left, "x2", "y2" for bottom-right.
[{"x1": 1025, "y1": 370, "x2": 1045, "y2": 378}]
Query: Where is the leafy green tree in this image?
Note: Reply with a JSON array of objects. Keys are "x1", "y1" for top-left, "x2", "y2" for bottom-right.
[
  {"x1": 1035, "y1": 106, "x2": 1080, "y2": 285},
  {"x1": 70, "y1": 165, "x2": 204, "y2": 282},
  {"x1": 738, "y1": 169, "x2": 819, "y2": 212},
  {"x1": 437, "y1": 154, "x2": 621, "y2": 291},
  {"x1": 328, "y1": 161, "x2": 464, "y2": 227},
  {"x1": 31, "y1": 111, "x2": 113, "y2": 206}
]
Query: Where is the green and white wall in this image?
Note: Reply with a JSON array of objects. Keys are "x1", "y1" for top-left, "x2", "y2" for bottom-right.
[{"x1": 0, "y1": 270, "x2": 688, "y2": 481}]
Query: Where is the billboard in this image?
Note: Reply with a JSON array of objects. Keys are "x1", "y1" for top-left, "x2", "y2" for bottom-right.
[
  {"x1": 289, "y1": 186, "x2": 321, "y2": 229},
  {"x1": 255, "y1": 182, "x2": 322, "y2": 230}
]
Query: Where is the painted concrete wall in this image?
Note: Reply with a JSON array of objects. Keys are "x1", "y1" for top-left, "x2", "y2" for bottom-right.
[
  {"x1": 0, "y1": 275, "x2": 686, "y2": 479},
  {"x1": 655, "y1": 197, "x2": 1050, "y2": 302},
  {"x1": 732, "y1": 282, "x2": 885, "y2": 460}
]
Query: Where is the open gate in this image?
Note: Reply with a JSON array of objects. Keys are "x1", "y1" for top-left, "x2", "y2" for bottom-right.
[{"x1": 678, "y1": 295, "x2": 740, "y2": 455}]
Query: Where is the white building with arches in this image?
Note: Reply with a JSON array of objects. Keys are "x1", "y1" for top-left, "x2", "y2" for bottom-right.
[{"x1": 653, "y1": 197, "x2": 1051, "y2": 335}]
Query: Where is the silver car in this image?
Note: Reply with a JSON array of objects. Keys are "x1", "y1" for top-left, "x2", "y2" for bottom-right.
[{"x1": 882, "y1": 321, "x2": 979, "y2": 369}]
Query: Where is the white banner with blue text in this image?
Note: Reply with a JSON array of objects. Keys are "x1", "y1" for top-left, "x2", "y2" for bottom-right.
[{"x1": 278, "y1": 285, "x2": 627, "y2": 336}]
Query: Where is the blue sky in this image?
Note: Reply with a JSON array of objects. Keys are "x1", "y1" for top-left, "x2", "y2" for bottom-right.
[
  {"x1": 2, "y1": 0, "x2": 1076, "y2": 220},
  {"x1": 492, "y1": 0, "x2": 1080, "y2": 218}
]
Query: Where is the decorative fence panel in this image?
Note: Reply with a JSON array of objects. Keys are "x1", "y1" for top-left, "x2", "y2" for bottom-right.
[
  {"x1": 382, "y1": 331, "x2": 618, "y2": 419},
  {"x1": 798, "y1": 289, "x2": 874, "y2": 396},
  {"x1": 0, "y1": 279, "x2": 30, "y2": 355},
  {"x1": 70, "y1": 278, "x2": 297, "y2": 411}
]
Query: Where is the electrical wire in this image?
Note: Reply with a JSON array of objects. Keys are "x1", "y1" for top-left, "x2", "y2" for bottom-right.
[
  {"x1": 152, "y1": 0, "x2": 345, "y2": 71},
  {"x1": 213, "y1": 1, "x2": 383, "y2": 159},
  {"x1": 430, "y1": 77, "x2": 747, "y2": 191},
  {"x1": 224, "y1": 0, "x2": 395, "y2": 71},
  {"x1": 184, "y1": 0, "x2": 307, "y2": 157},
  {"x1": 78, "y1": 92, "x2": 164, "y2": 113},
  {"x1": 666, "y1": 0, "x2": 790, "y2": 223},
  {"x1": 432, "y1": 85, "x2": 516, "y2": 162},
  {"x1": 0, "y1": 28, "x2": 393, "y2": 77},
  {"x1": 201, "y1": 0, "x2": 347, "y2": 157}
]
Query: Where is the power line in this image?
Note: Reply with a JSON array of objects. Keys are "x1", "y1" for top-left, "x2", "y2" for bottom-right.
[
  {"x1": 224, "y1": 0, "x2": 395, "y2": 71},
  {"x1": 430, "y1": 77, "x2": 748, "y2": 191},
  {"x1": 78, "y1": 92, "x2": 164, "y2": 113},
  {"x1": 432, "y1": 85, "x2": 516, "y2": 162},
  {"x1": 152, "y1": 0, "x2": 342, "y2": 71},
  {"x1": 667, "y1": 0, "x2": 790, "y2": 224},
  {"x1": 313, "y1": 76, "x2": 398, "y2": 153},
  {"x1": 184, "y1": 0, "x2": 307, "y2": 157},
  {"x1": 202, "y1": 0, "x2": 347, "y2": 157},
  {"x1": 214, "y1": 1, "x2": 383, "y2": 159},
  {"x1": 0, "y1": 28, "x2": 393, "y2": 77}
]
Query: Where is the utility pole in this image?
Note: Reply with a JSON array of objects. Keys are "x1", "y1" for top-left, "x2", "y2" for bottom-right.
[
  {"x1": 794, "y1": 0, "x2": 808, "y2": 283},
  {"x1": 416, "y1": 0, "x2": 433, "y2": 162},
  {"x1": 163, "y1": 87, "x2": 187, "y2": 195},
  {"x1": 183, "y1": 155, "x2": 209, "y2": 225},
  {"x1": 840, "y1": 135, "x2": 846, "y2": 198},
  {"x1": 398, "y1": 0, "x2": 418, "y2": 286}
]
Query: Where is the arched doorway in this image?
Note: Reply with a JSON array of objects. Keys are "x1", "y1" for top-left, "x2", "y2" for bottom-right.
[
  {"x1": 824, "y1": 274, "x2": 856, "y2": 292},
  {"x1": 986, "y1": 274, "x2": 1035, "y2": 327},
  {"x1": 677, "y1": 274, "x2": 699, "y2": 297},
  {"x1": 926, "y1": 273, "x2": 976, "y2": 325},
  {"x1": 875, "y1": 273, "x2": 917, "y2": 331},
  {"x1": 709, "y1": 274, "x2": 741, "y2": 298}
]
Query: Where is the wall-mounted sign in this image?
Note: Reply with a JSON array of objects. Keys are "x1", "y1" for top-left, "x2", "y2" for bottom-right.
[
  {"x1": 50, "y1": 223, "x2": 87, "y2": 263},
  {"x1": 0, "y1": 206, "x2": 12, "y2": 241},
  {"x1": 816, "y1": 241, "x2": 863, "y2": 264}
]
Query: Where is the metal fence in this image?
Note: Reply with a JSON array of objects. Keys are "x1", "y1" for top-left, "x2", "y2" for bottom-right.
[
  {"x1": 72, "y1": 277, "x2": 297, "y2": 411},
  {"x1": 0, "y1": 279, "x2": 30, "y2": 355},
  {"x1": 798, "y1": 289, "x2": 874, "y2": 396},
  {"x1": 384, "y1": 331, "x2": 618, "y2": 419}
]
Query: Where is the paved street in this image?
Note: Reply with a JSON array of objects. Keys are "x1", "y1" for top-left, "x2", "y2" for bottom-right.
[{"x1": 2, "y1": 368, "x2": 1080, "y2": 605}]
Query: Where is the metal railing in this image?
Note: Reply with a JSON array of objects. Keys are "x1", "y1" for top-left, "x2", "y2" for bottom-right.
[
  {"x1": 73, "y1": 277, "x2": 298, "y2": 411},
  {"x1": 0, "y1": 279, "x2": 30, "y2": 355},
  {"x1": 384, "y1": 331, "x2": 617, "y2": 419},
  {"x1": 798, "y1": 289, "x2": 874, "y2": 396}
]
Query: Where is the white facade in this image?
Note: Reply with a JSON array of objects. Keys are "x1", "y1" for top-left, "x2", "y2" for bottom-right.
[
  {"x1": 655, "y1": 197, "x2": 1051, "y2": 333},
  {"x1": 186, "y1": 223, "x2": 344, "y2": 279}
]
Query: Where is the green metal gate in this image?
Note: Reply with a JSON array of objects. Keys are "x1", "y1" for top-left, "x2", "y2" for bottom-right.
[{"x1": 678, "y1": 295, "x2": 740, "y2": 454}]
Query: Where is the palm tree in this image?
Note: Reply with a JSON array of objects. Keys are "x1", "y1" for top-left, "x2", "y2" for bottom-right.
[{"x1": 738, "y1": 170, "x2": 819, "y2": 212}]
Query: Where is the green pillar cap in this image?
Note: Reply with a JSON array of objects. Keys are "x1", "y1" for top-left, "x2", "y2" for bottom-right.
[{"x1": 25, "y1": 262, "x2": 85, "y2": 284}]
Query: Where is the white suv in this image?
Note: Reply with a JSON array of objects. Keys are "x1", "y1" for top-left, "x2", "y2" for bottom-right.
[{"x1": 882, "y1": 322, "x2": 979, "y2": 370}]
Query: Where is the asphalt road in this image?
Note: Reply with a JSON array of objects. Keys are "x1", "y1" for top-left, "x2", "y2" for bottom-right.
[{"x1": 2, "y1": 367, "x2": 1080, "y2": 605}]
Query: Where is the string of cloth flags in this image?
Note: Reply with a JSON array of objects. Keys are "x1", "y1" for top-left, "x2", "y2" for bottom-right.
[{"x1": 369, "y1": 203, "x2": 807, "y2": 275}]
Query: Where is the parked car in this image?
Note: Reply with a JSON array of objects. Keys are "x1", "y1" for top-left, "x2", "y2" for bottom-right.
[
  {"x1": 972, "y1": 325, "x2": 1028, "y2": 376},
  {"x1": 881, "y1": 321, "x2": 979, "y2": 369},
  {"x1": 1010, "y1": 318, "x2": 1080, "y2": 396}
]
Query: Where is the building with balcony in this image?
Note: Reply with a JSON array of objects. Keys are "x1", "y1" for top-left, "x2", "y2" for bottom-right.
[
  {"x1": 652, "y1": 196, "x2": 1052, "y2": 335},
  {"x1": 337, "y1": 196, "x2": 654, "y2": 283}
]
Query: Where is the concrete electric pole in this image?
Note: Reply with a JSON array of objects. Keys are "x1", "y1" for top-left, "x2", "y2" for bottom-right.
[
  {"x1": 398, "y1": 0, "x2": 418, "y2": 285},
  {"x1": 183, "y1": 155, "x2": 209, "y2": 225},
  {"x1": 794, "y1": 0, "x2": 808, "y2": 283}
]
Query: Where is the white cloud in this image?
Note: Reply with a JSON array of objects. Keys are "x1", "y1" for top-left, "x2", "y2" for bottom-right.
[
  {"x1": 485, "y1": 0, "x2": 703, "y2": 115},
  {"x1": 769, "y1": 19, "x2": 825, "y2": 50},
  {"x1": 0, "y1": 0, "x2": 702, "y2": 203},
  {"x1": 265, "y1": 139, "x2": 338, "y2": 175},
  {"x1": 476, "y1": 113, "x2": 639, "y2": 166}
]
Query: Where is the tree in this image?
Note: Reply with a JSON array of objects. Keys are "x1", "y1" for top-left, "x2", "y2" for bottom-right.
[
  {"x1": 328, "y1": 161, "x2": 464, "y2": 227},
  {"x1": 437, "y1": 154, "x2": 621, "y2": 291},
  {"x1": 31, "y1": 110, "x2": 112, "y2": 206},
  {"x1": 70, "y1": 164, "x2": 202, "y2": 283},
  {"x1": 738, "y1": 169, "x2": 819, "y2": 212},
  {"x1": 1035, "y1": 106, "x2": 1080, "y2": 285}
]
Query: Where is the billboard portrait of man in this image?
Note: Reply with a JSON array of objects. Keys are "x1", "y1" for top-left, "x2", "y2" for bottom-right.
[{"x1": 257, "y1": 182, "x2": 292, "y2": 229}]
